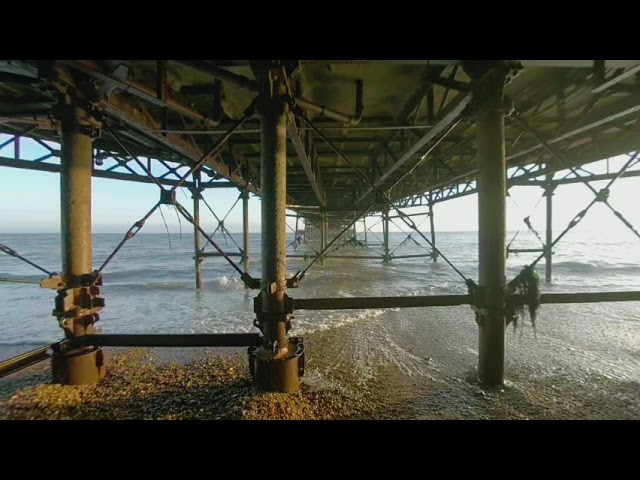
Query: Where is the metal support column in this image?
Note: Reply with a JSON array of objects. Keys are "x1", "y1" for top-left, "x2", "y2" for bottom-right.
[
  {"x1": 248, "y1": 63, "x2": 303, "y2": 393},
  {"x1": 242, "y1": 187, "x2": 250, "y2": 289},
  {"x1": 428, "y1": 192, "x2": 437, "y2": 263},
  {"x1": 472, "y1": 63, "x2": 509, "y2": 386},
  {"x1": 192, "y1": 170, "x2": 203, "y2": 289},
  {"x1": 52, "y1": 101, "x2": 106, "y2": 385},
  {"x1": 319, "y1": 212, "x2": 327, "y2": 265},
  {"x1": 544, "y1": 173, "x2": 554, "y2": 284},
  {"x1": 383, "y1": 208, "x2": 391, "y2": 263}
]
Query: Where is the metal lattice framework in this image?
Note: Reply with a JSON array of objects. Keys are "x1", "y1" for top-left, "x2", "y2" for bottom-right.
[{"x1": 2, "y1": 59, "x2": 640, "y2": 393}]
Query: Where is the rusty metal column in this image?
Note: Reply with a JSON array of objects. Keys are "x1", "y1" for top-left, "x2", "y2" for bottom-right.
[
  {"x1": 192, "y1": 171, "x2": 203, "y2": 289},
  {"x1": 352, "y1": 214, "x2": 357, "y2": 241},
  {"x1": 364, "y1": 217, "x2": 368, "y2": 243},
  {"x1": 429, "y1": 192, "x2": 437, "y2": 263},
  {"x1": 319, "y1": 212, "x2": 327, "y2": 265},
  {"x1": 242, "y1": 187, "x2": 250, "y2": 289},
  {"x1": 473, "y1": 65, "x2": 509, "y2": 386},
  {"x1": 383, "y1": 208, "x2": 391, "y2": 263},
  {"x1": 52, "y1": 101, "x2": 105, "y2": 385},
  {"x1": 248, "y1": 63, "x2": 303, "y2": 392},
  {"x1": 544, "y1": 174, "x2": 554, "y2": 284}
]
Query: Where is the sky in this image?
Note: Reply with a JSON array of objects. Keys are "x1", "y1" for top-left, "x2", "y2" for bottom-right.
[{"x1": 1, "y1": 134, "x2": 639, "y2": 241}]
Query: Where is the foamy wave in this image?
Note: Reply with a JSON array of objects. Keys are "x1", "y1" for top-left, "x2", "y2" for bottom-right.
[{"x1": 291, "y1": 308, "x2": 386, "y2": 336}]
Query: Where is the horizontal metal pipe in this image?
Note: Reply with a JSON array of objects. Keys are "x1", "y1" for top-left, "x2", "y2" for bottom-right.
[
  {"x1": 0, "y1": 344, "x2": 55, "y2": 379},
  {"x1": 293, "y1": 290, "x2": 640, "y2": 312},
  {"x1": 80, "y1": 334, "x2": 261, "y2": 347},
  {"x1": 198, "y1": 252, "x2": 243, "y2": 258},
  {"x1": 391, "y1": 254, "x2": 434, "y2": 259},
  {"x1": 287, "y1": 254, "x2": 383, "y2": 259},
  {"x1": 538, "y1": 291, "x2": 640, "y2": 304},
  {"x1": 0, "y1": 277, "x2": 41, "y2": 284},
  {"x1": 294, "y1": 294, "x2": 473, "y2": 310},
  {"x1": 295, "y1": 98, "x2": 362, "y2": 126}
]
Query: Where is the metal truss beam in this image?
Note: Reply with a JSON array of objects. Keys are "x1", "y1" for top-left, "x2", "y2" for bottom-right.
[
  {"x1": 393, "y1": 155, "x2": 640, "y2": 207},
  {"x1": 592, "y1": 63, "x2": 640, "y2": 94},
  {"x1": 0, "y1": 156, "x2": 236, "y2": 189},
  {"x1": 287, "y1": 112, "x2": 326, "y2": 206},
  {"x1": 60, "y1": 60, "x2": 221, "y2": 127},
  {"x1": 100, "y1": 93, "x2": 260, "y2": 194},
  {"x1": 0, "y1": 133, "x2": 238, "y2": 189},
  {"x1": 356, "y1": 88, "x2": 472, "y2": 203}
]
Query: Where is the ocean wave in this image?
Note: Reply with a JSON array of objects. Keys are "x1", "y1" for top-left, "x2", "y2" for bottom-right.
[
  {"x1": 553, "y1": 260, "x2": 640, "y2": 274},
  {"x1": 103, "y1": 276, "x2": 248, "y2": 292},
  {"x1": 103, "y1": 267, "x2": 193, "y2": 281}
]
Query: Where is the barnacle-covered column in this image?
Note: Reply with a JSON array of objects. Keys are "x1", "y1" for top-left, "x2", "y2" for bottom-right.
[
  {"x1": 467, "y1": 61, "x2": 511, "y2": 386},
  {"x1": 52, "y1": 90, "x2": 106, "y2": 384},
  {"x1": 248, "y1": 62, "x2": 303, "y2": 392}
]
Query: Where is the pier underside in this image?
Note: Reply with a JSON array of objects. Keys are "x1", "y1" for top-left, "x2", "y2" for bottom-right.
[{"x1": 2, "y1": 59, "x2": 640, "y2": 394}]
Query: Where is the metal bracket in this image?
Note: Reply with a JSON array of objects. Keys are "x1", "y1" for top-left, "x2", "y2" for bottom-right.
[
  {"x1": 253, "y1": 293, "x2": 294, "y2": 315},
  {"x1": 41, "y1": 271, "x2": 102, "y2": 290},
  {"x1": 595, "y1": 188, "x2": 610, "y2": 202},
  {"x1": 160, "y1": 189, "x2": 177, "y2": 205}
]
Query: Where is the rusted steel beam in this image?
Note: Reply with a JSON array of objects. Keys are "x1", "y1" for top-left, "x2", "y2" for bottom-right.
[
  {"x1": 421, "y1": 136, "x2": 640, "y2": 206},
  {"x1": 294, "y1": 294, "x2": 473, "y2": 310},
  {"x1": 287, "y1": 112, "x2": 326, "y2": 206},
  {"x1": 173, "y1": 60, "x2": 362, "y2": 125},
  {"x1": 100, "y1": 93, "x2": 260, "y2": 195},
  {"x1": 508, "y1": 103, "x2": 640, "y2": 164},
  {"x1": 60, "y1": 60, "x2": 221, "y2": 127}
]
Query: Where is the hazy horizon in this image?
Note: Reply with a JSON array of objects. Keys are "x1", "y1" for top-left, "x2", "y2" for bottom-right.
[{"x1": 2, "y1": 135, "x2": 639, "y2": 239}]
